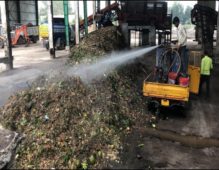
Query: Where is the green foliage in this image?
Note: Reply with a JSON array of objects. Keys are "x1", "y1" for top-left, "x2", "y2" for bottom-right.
[{"x1": 81, "y1": 161, "x2": 88, "y2": 170}]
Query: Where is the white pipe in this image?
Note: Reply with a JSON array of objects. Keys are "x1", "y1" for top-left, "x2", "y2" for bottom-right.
[
  {"x1": 93, "y1": 1, "x2": 97, "y2": 31},
  {"x1": 48, "y1": 0, "x2": 55, "y2": 58},
  {"x1": 75, "y1": 1, "x2": 80, "y2": 45}
]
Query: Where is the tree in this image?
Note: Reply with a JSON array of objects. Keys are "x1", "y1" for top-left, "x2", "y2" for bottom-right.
[
  {"x1": 38, "y1": 1, "x2": 48, "y2": 24},
  {"x1": 170, "y1": 2, "x2": 194, "y2": 25},
  {"x1": 171, "y1": 2, "x2": 185, "y2": 24},
  {"x1": 39, "y1": 1, "x2": 48, "y2": 16},
  {"x1": 183, "y1": 6, "x2": 193, "y2": 24}
]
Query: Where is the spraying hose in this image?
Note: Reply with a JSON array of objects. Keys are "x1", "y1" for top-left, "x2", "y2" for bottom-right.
[
  {"x1": 161, "y1": 48, "x2": 181, "y2": 76},
  {"x1": 157, "y1": 47, "x2": 181, "y2": 82},
  {"x1": 145, "y1": 46, "x2": 182, "y2": 82}
]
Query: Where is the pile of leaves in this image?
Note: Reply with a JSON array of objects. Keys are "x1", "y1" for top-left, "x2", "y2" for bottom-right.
[
  {"x1": 0, "y1": 26, "x2": 153, "y2": 169},
  {"x1": 70, "y1": 26, "x2": 126, "y2": 63},
  {"x1": 0, "y1": 63, "x2": 149, "y2": 169}
]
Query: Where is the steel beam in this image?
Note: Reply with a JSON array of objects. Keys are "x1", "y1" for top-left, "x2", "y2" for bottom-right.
[
  {"x1": 216, "y1": 2, "x2": 219, "y2": 53},
  {"x1": 16, "y1": 0, "x2": 21, "y2": 23},
  {"x1": 48, "y1": 0, "x2": 55, "y2": 58},
  {"x1": 97, "y1": 0, "x2": 100, "y2": 13},
  {"x1": 63, "y1": 0, "x2": 70, "y2": 50},
  {"x1": 0, "y1": 1, "x2": 13, "y2": 69},
  {"x1": 105, "y1": 0, "x2": 111, "y2": 7},
  {"x1": 97, "y1": 0, "x2": 101, "y2": 29},
  {"x1": 93, "y1": 1, "x2": 97, "y2": 31},
  {"x1": 83, "y1": 0, "x2": 88, "y2": 35},
  {"x1": 35, "y1": 0, "x2": 38, "y2": 26},
  {"x1": 75, "y1": 1, "x2": 80, "y2": 45}
]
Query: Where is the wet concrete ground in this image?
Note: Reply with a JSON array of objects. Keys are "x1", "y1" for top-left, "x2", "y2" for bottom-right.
[
  {"x1": 0, "y1": 43, "x2": 69, "y2": 107},
  {"x1": 112, "y1": 52, "x2": 219, "y2": 169}
]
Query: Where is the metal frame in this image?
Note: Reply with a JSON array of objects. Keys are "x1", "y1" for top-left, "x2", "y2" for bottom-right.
[{"x1": 0, "y1": 1, "x2": 13, "y2": 69}]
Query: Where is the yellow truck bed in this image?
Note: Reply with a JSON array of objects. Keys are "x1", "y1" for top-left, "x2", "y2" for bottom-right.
[{"x1": 143, "y1": 81, "x2": 190, "y2": 102}]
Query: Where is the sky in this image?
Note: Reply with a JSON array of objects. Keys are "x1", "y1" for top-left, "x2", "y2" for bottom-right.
[{"x1": 167, "y1": 1, "x2": 197, "y2": 7}]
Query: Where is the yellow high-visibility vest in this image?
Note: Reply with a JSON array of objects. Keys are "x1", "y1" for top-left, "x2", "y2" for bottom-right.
[{"x1": 201, "y1": 56, "x2": 213, "y2": 75}]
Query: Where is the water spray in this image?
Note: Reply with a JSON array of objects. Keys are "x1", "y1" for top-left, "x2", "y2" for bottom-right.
[{"x1": 67, "y1": 45, "x2": 160, "y2": 83}]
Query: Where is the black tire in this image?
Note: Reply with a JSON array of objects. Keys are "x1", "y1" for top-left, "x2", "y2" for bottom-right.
[
  {"x1": 56, "y1": 38, "x2": 65, "y2": 50},
  {"x1": 46, "y1": 42, "x2": 49, "y2": 50},
  {"x1": 32, "y1": 37, "x2": 37, "y2": 43},
  {"x1": 147, "y1": 98, "x2": 160, "y2": 114},
  {"x1": 17, "y1": 36, "x2": 26, "y2": 45}
]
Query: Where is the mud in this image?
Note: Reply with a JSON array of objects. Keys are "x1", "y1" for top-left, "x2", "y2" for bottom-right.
[
  {"x1": 112, "y1": 127, "x2": 219, "y2": 169},
  {"x1": 138, "y1": 127, "x2": 219, "y2": 148}
]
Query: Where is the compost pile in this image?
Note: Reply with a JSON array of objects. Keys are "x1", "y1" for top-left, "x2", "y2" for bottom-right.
[
  {"x1": 0, "y1": 26, "x2": 150, "y2": 169},
  {"x1": 70, "y1": 26, "x2": 125, "y2": 63},
  {"x1": 0, "y1": 66, "x2": 148, "y2": 169}
]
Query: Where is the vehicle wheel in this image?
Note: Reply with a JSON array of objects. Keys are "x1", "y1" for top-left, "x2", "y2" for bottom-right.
[
  {"x1": 183, "y1": 101, "x2": 191, "y2": 117},
  {"x1": 147, "y1": 99, "x2": 160, "y2": 114},
  {"x1": 56, "y1": 38, "x2": 65, "y2": 50},
  {"x1": 46, "y1": 42, "x2": 49, "y2": 50},
  {"x1": 25, "y1": 42, "x2": 30, "y2": 47},
  {"x1": 17, "y1": 36, "x2": 26, "y2": 45},
  {"x1": 32, "y1": 36, "x2": 37, "y2": 43}
]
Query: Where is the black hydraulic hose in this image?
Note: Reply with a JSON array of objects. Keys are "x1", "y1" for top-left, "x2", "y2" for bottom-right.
[
  {"x1": 168, "y1": 49, "x2": 181, "y2": 74},
  {"x1": 160, "y1": 48, "x2": 181, "y2": 76},
  {"x1": 145, "y1": 47, "x2": 182, "y2": 82}
]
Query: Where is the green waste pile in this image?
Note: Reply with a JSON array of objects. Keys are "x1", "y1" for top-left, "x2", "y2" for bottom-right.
[
  {"x1": 70, "y1": 26, "x2": 126, "y2": 64},
  {"x1": 0, "y1": 66, "x2": 149, "y2": 169},
  {"x1": 0, "y1": 26, "x2": 151, "y2": 169}
]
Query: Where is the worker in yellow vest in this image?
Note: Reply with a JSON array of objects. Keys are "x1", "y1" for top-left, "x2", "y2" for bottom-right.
[{"x1": 199, "y1": 51, "x2": 213, "y2": 98}]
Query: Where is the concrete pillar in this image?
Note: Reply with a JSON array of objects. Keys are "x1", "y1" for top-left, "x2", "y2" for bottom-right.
[
  {"x1": 105, "y1": 0, "x2": 111, "y2": 7},
  {"x1": 16, "y1": 0, "x2": 21, "y2": 23},
  {"x1": 97, "y1": 0, "x2": 100, "y2": 13},
  {"x1": 83, "y1": 0, "x2": 88, "y2": 36},
  {"x1": 48, "y1": 0, "x2": 55, "y2": 58},
  {"x1": 93, "y1": 1, "x2": 97, "y2": 31},
  {"x1": 75, "y1": 1, "x2": 80, "y2": 45},
  {"x1": 97, "y1": 0, "x2": 101, "y2": 29},
  {"x1": 216, "y1": 2, "x2": 219, "y2": 51},
  {"x1": 63, "y1": 0, "x2": 70, "y2": 50},
  {"x1": 0, "y1": 1, "x2": 13, "y2": 69}
]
